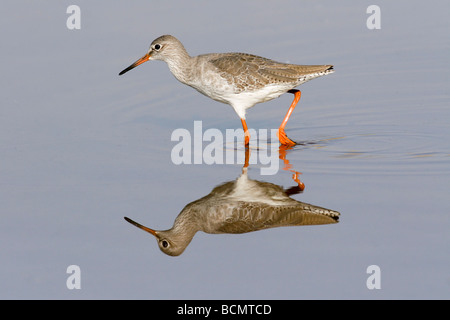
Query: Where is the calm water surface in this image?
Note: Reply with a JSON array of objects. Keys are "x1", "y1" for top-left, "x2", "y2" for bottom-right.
[{"x1": 1, "y1": 1, "x2": 449, "y2": 299}]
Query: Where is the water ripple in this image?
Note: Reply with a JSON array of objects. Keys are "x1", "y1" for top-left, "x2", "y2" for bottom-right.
[{"x1": 271, "y1": 126, "x2": 450, "y2": 176}]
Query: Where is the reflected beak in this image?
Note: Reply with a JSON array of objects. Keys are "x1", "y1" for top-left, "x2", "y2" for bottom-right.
[
  {"x1": 119, "y1": 53, "x2": 151, "y2": 76},
  {"x1": 124, "y1": 216, "x2": 158, "y2": 237}
]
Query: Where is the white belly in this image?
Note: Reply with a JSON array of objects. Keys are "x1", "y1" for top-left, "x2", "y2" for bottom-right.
[{"x1": 191, "y1": 80, "x2": 291, "y2": 119}]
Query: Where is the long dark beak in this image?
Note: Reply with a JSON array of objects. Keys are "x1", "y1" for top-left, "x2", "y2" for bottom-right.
[
  {"x1": 119, "y1": 53, "x2": 150, "y2": 76},
  {"x1": 124, "y1": 216, "x2": 158, "y2": 237}
]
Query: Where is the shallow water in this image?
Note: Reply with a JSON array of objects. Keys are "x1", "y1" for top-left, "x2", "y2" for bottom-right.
[{"x1": 1, "y1": 1, "x2": 449, "y2": 299}]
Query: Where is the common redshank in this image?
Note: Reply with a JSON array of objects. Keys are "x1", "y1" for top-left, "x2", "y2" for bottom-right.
[
  {"x1": 119, "y1": 35, "x2": 334, "y2": 146},
  {"x1": 124, "y1": 166, "x2": 339, "y2": 256}
]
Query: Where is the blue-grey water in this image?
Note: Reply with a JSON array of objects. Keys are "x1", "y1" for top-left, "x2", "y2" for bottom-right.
[{"x1": 1, "y1": 1, "x2": 449, "y2": 299}]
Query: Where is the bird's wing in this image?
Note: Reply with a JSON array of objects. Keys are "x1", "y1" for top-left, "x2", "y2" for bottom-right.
[
  {"x1": 210, "y1": 53, "x2": 332, "y2": 92},
  {"x1": 215, "y1": 202, "x2": 339, "y2": 234},
  {"x1": 209, "y1": 53, "x2": 271, "y2": 92}
]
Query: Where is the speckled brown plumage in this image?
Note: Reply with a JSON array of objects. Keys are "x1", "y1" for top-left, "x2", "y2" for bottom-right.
[{"x1": 209, "y1": 53, "x2": 332, "y2": 93}]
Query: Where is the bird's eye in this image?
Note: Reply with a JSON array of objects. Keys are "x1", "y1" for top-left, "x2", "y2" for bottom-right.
[
  {"x1": 161, "y1": 240, "x2": 169, "y2": 248},
  {"x1": 153, "y1": 44, "x2": 162, "y2": 51}
]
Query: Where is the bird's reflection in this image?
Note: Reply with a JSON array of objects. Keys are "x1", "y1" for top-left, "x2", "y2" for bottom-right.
[{"x1": 125, "y1": 146, "x2": 340, "y2": 256}]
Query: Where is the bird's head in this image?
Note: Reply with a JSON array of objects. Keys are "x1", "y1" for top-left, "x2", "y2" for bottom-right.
[
  {"x1": 118, "y1": 35, "x2": 186, "y2": 75},
  {"x1": 124, "y1": 216, "x2": 190, "y2": 256}
]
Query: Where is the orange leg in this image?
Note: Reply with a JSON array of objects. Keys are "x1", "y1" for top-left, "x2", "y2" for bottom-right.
[
  {"x1": 290, "y1": 172, "x2": 305, "y2": 191},
  {"x1": 277, "y1": 89, "x2": 301, "y2": 146},
  {"x1": 240, "y1": 118, "x2": 251, "y2": 146},
  {"x1": 243, "y1": 144, "x2": 250, "y2": 168},
  {"x1": 279, "y1": 144, "x2": 305, "y2": 191}
]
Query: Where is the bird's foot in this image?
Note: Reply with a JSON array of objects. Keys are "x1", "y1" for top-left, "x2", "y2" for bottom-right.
[
  {"x1": 292, "y1": 172, "x2": 305, "y2": 191},
  {"x1": 277, "y1": 129, "x2": 296, "y2": 146}
]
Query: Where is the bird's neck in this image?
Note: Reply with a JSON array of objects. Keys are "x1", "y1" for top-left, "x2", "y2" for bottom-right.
[
  {"x1": 168, "y1": 206, "x2": 202, "y2": 240},
  {"x1": 165, "y1": 49, "x2": 194, "y2": 85},
  {"x1": 164, "y1": 219, "x2": 198, "y2": 253}
]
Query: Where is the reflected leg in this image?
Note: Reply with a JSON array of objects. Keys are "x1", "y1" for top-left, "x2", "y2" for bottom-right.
[{"x1": 279, "y1": 144, "x2": 305, "y2": 191}]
